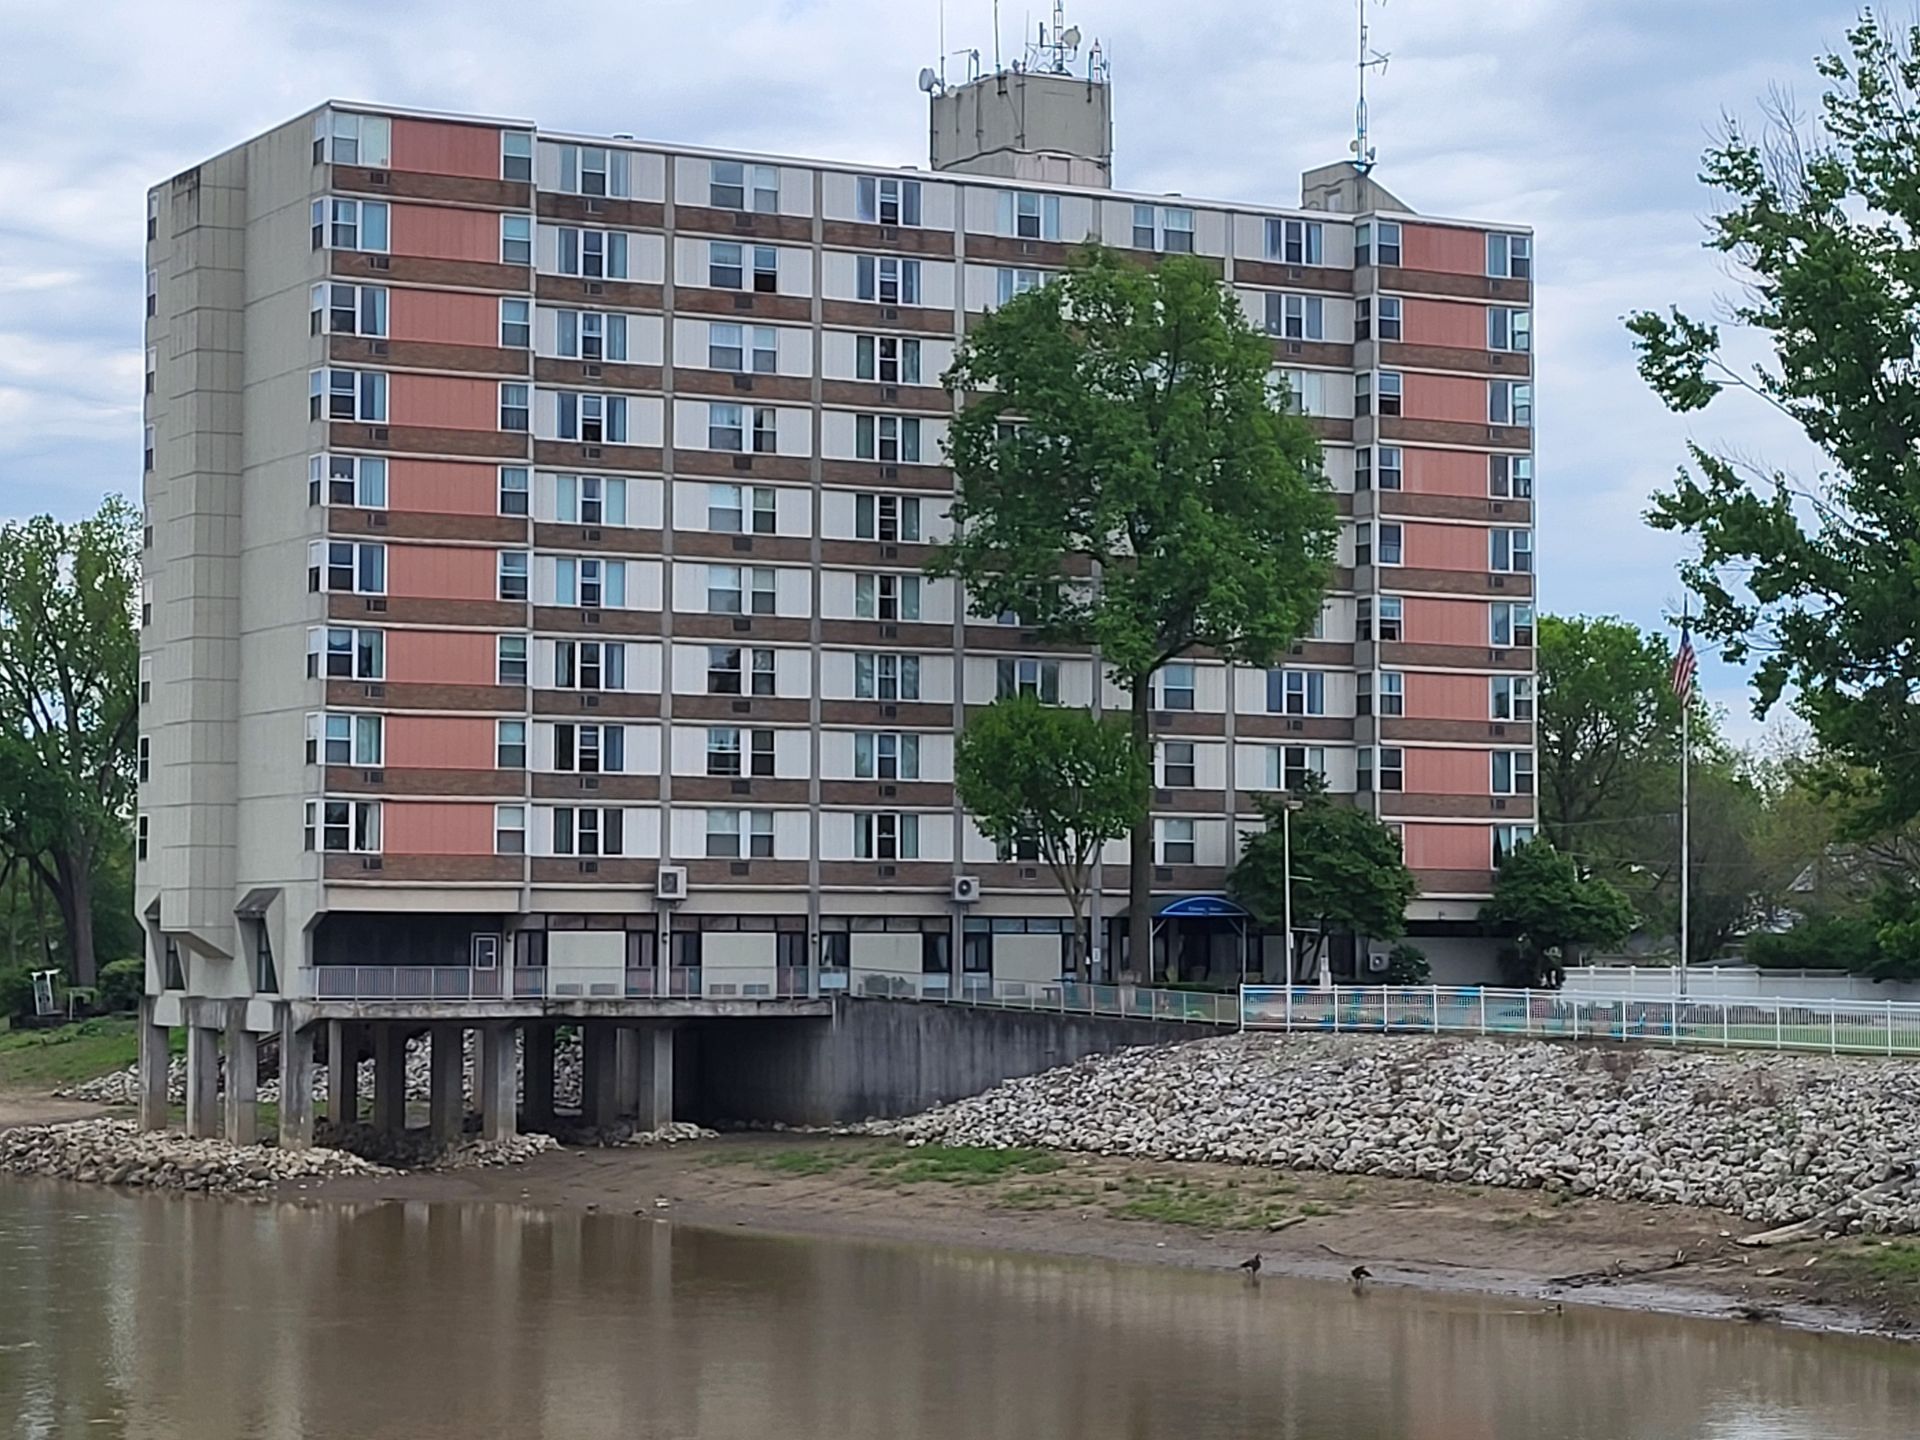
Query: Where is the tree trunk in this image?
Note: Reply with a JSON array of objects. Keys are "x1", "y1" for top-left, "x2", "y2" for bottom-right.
[
  {"x1": 50, "y1": 846, "x2": 98, "y2": 986},
  {"x1": 1128, "y1": 681, "x2": 1153, "y2": 984}
]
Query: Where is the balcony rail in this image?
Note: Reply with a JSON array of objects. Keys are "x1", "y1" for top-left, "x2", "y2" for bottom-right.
[{"x1": 309, "y1": 964, "x2": 816, "y2": 1003}]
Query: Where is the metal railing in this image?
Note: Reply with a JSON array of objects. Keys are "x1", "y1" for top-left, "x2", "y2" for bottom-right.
[
  {"x1": 859, "y1": 975, "x2": 1243, "y2": 1025},
  {"x1": 309, "y1": 964, "x2": 814, "y2": 1003},
  {"x1": 1240, "y1": 984, "x2": 1920, "y2": 1057}
]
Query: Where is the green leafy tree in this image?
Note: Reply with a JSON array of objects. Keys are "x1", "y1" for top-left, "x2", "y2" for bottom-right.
[
  {"x1": 954, "y1": 696, "x2": 1149, "y2": 980},
  {"x1": 1482, "y1": 841, "x2": 1636, "y2": 987},
  {"x1": 0, "y1": 500, "x2": 141, "y2": 984},
  {"x1": 934, "y1": 245, "x2": 1337, "y2": 975},
  {"x1": 1228, "y1": 789, "x2": 1416, "y2": 982},
  {"x1": 1628, "y1": 14, "x2": 1920, "y2": 834}
]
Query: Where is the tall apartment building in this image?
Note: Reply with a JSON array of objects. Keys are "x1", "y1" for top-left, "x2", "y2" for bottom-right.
[{"x1": 138, "y1": 69, "x2": 1535, "y2": 1038}]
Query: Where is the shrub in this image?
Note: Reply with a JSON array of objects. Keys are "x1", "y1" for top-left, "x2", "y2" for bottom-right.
[
  {"x1": 1747, "y1": 912, "x2": 1880, "y2": 974},
  {"x1": 96, "y1": 958, "x2": 145, "y2": 1014},
  {"x1": 0, "y1": 967, "x2": 45, "y2": 1023},
  {"x1": 1383, "y1": 943, "x2": 1430, "y2": 985}
]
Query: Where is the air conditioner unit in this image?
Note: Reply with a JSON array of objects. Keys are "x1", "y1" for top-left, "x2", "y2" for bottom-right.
[
  {"x1": 952, "y1": 875, "x2": 981, "y2": 903},
  {"x1": 583, "y1": 446, "x2": 602, "y2": 459},
  {"x1": 730, "y1": 779, "x2": 751, "y2": 795},
  {"x1": 1365, "y1": 950, "x2": 1390, "y2": 974},
  {"x1": 367, "y1": 426, "x2": 389, "y2": 444},
  {"x1": 657, "y1": 865, "x2": 688, "y2": 900},
  {"x1": 368, "y1": 255, "x2": 391, "y2": 271},
  {"x1": 583, "y1": 364, "x2": 602, "y2": 379},
  {"x1": 879, "y1": 624, "x2": 898, "y2": 639},
  {"x1": 584, "y1": 528, "x2": 602, "y2": 541},
  {"x1": 731, "y1": 535, "x2": 753, "y2": 551},
  {"x1": 361, "y1": 856, "x2": 383, "y2": 871},
  {"x1": 733, "y1": 294, "x2": 754, "y2": 310},
  {"x1": 368, "y1": 169, "x2": 390, "y2": 186},
  {"x1": 880, "y1": 704, "x2": 898, "y2": 719},
  {"x1": 730, "y1": 861, "x2": 751, "y2": 876},
  {"x1": 583, "y1": 609, "x2": 601, "y2": 624},
  {"x1": 881, "y1": 544, "x2": 899, "y2": 560},
  {"x1": 882, "y1": 306, "x2": 899, "y2": 320},
  {"x1": 732, "y1": 373, "x2": 753, "y2": 391},
  {"x1": 362, "y1": 683, "x2": 385, "y2": 698},
  {"x1": 731, "y1": 699, "x2": 752, "y2": 713},
  {"x1": 1492, "y1": 575, "x2": 1508, "y2": 588},
  {"x1": 581, "y1": 693, "x2": 601, "y2": 708},
  {"x1": 585, "y1": 198, "x2": 605, "y2": 215},
  {"x1": 882, "y1": 385, "x2": 899, "y2": 401},
  {"x1": 369, "y1": 511, "x2": 388, "y2": 527},
  {"x1": 369, "y1": 340, "x2": 389, "y2": 357},
  {"x1": 361, "y1": 768, "x2": 384, "y2": 784},
  {"x1": 1493, "y1": 797, "x2": 1509, "y2": 811},
  {"x1": 364, "y1": 597, "x2": 387, "y2": 612},
  {"x1": 880, "y1": 225, "x2": 899, "y2": 242},
  {"x1": 732, "y1": 455, "x2": 753, "y2": 471},
  {"x1": 732, "y1": 211, "x2": 754, "y2": 229},
  {"x1": 578, "y1": 859, "x2": 599, "y2": 874},
  {"x1": 584, "y1": 281, "x2": 605, "y2": 296},
  {"x1": 879, "y1": 783, "x2": 897, "y2": 798},
  {"x1": 732, "y1": 617, "x2": 752, "y2": 632}
]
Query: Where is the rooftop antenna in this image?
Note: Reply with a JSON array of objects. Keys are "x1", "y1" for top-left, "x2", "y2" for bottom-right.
[
  {"x1": 1024, "y1": 0, "x2": 1082, "y2": 75},
  {"x1": 993, "y1": 0, "x2": 1002, "y2": 72},
  {"x1": 1351, "y1": 0, "x2": 1389, "y2": 176}
]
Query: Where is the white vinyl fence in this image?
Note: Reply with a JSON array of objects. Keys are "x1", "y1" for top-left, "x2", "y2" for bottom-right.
[{"x1": 1561, "y1": 965, "x2": 1920, "y2": 1006}]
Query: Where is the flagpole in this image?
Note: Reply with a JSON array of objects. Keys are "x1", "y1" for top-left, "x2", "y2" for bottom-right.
[{"x1": 1678, "y1": 595, "x2": 1691, "y2": 998}]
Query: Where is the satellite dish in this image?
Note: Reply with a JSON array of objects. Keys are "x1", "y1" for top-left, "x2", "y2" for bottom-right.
[
  {"x1": 1061, "y1": 25, "x2": 1080, "y2": 50},
  {"x1": 918, "y1": 66, "x2": 939, "y2": 93}
]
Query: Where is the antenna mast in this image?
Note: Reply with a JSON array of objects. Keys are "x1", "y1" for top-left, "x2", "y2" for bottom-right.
[{"x1": 1352, "y1": 0, "x2": 1389, "y2": 176}]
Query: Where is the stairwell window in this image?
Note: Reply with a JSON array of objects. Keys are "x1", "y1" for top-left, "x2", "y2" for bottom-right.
[
  {"x1": 1000, "y1": 190, "x2": 1061, "y2": 240},
  {"x1": 305, "y1": 799, "x2": 381, "y2": 853},
  {"x1": 1491, "y1": 675, "x2": 1535, "y2": 722},
  {"x1": 855, "y1": 812, "x2": 919, "y2": 861},
  {"x1": 310, "y1": 198, "x2": 389, "y2": 253},
  {"x1": 557, "y1": 227, "x2": 628, "y2": 278},
  {"x1": 1492, "y1": 749, "x2": 1535, "y2": 796},
  {"x1": 1266, "y1": 217, "x2": 1322, "y2": 265},
  {"x1": 858, "y1": 175, "x2": 922, "y2": 226},
  {"x1": 559, "y1": 144, "x2": 630, "y2": 198},
  {"x1": 1157, "y1": 818, "x2": 1196, "y2": 865},
  {"x1": 1487, "y1": 232, "x2": 1532, "y2": 280},
  {"x1": 314, "y1": 111, "x2": 390, "y2": 168},
  {"x1": 1490, "y1": 528, "x2": 1533, "y2": 573},
  {"x1": 856, "y1": 256, "x2": 920, "y2": 305},
  {"x1": 710, "y1": 160, "x2": 779, "y2": 213}
]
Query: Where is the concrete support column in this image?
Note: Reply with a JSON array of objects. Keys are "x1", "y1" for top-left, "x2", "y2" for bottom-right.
[
  {"x1": 429, "y1": 1025, "x2": 465, "y2": 1145},
  {"x1": 279, "y1": 1015, "x2": 315, "y2": 1151},
  {"x1": 523, "y1": 1025, "x2": 556, "y2": 1132},
  {"x1": 582, "y1": 1022, "x2": 618, "y2": 1131},
  {"x1": 223, "y1": 1017, "x2": 259, "y2": 1147},
  {"x1": 636, "y1": 1025, "x2": 675, "y2": 1132},
  {"x1": 185, "y1": 1023, "x2": 220, "y2": 1140},
  {"x1": 479, "y1": 1023, "x2": 517, "y2": 1143},
  {"x1": 326, "y1": 1020, "x2": 360, "y2": 1128},
  {"x1": 372, "y1": 1026, "x2": 408, "y2": 1135},
  {"x1": 137, "y1": 996, "x2": 171, "y2": 1132},
  {"x1": 614, "y1": 1028, "x2": 643, "y2": 1120}
]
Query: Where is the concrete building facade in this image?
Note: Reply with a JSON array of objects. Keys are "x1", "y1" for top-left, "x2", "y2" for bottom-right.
[{"x1": 137, "y1": 72, "x2": 1534, "y2": 1143}]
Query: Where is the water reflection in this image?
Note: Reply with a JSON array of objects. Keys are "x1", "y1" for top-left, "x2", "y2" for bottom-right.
[{"x1": 0, "y1": 1182, "x2": 1915, "y2": 1439}]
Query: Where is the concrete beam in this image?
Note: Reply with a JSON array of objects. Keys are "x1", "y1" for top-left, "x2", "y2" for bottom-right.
[
  {"x1": 279, "y1": 1015, "x2": 315, "y2": 1151},
  {"x1": 371, "y1": 1026, "x2": 408, "y2": 1135},
  {"x1": 184, "y1": 1024, "x2": 220, "y2": 1140},
  {"x1": 326, "y1": 1020, "x2": 360, "y2": 1128},
  {"x1": 479, "y1": 1023, "x2": 517, "y2": 1143},
  {"x1": 523, "y1": 1025, "x2": 556, "y2": 1132},
  {"x1": 137, "y1": 996, "x2": 171, "y2": 1132},
  {"x1": 636, "y1": 1025, "x2": 674, "y2": 1132},
  {"x1": 429, "y1": 1025, "x2": 465, "y2": 1145}
]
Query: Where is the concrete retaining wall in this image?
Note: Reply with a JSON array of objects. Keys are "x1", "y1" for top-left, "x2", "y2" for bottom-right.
[{"x1": 692, "y1": 999, "x2": 1220, "y2": 1127}]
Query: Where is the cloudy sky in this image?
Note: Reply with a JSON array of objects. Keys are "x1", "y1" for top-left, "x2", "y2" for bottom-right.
[{"x1": 0, "y1": 0, "x2": 1857, "y2": 736}]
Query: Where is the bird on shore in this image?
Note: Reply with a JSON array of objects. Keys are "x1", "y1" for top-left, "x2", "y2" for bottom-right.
[
  {"x1": 1350, "y1": 1265, "x2": 1372, "y2": 1285},
  {"x1": 1237, "y1": 1253, "x2": 1262, "y2": 1277}
]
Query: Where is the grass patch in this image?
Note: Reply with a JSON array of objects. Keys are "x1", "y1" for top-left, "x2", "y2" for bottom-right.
[
  {"x1": 1107, "y1": 1176, "x2": 1300, "y2": 1230},
  {"x1": 0, "y1": 1017, "x2": 141, "y2": 1090},
  {"x1": 1846, "y1": 1241, "x2": 1920, "y2": 1281},
  {"x1": 869, "y1": 1145, "x2": 1065, "y2": 1186},
  {"x1": 757, "y1": 1149, "x2": 850, "y2": 1177}
]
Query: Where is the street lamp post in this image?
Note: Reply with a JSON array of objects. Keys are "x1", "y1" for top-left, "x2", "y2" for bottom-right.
[{"x1": 1280, "y1": 797, "x2": 1306, "y2": 989}]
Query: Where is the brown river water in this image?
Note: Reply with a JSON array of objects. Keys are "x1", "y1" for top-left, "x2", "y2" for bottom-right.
[{"x1": 1, "y1": 1182, "x2": 1918, "y2": 1439}]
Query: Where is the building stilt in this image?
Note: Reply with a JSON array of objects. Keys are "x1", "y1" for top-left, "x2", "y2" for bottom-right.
[
  {"x1": 185, "y1": 1022, "x2": 221, "y2": 1140},
  {"x1": 429, "y1": 1024, "x2": 465, "y2": 1144},
  {"x1": 137, "y1": 995, "x2": 171, "y2": 1132},
  {"x1": 479, "y1": 1023, "x2": 517, "y2": 1143},
  {"x1": 279, "y1": 1013, "x2": 315, "y2": 1150}
]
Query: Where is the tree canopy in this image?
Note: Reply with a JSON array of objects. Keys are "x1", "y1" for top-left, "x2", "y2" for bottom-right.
[
  {"x1": 935, "y1": 244, "x2": 1338, "y2": 971},
  {"x1": 1481, "y1": 841, "x2": 1635, "y2": 987},
  {"x1": 953, "y1": 696, "x2": 1148, "y2": 979}
]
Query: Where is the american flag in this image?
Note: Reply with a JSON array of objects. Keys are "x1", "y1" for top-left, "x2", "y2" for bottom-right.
[{"x1": 1671, "y1": 621, "x2": 1697, "y2": 703}]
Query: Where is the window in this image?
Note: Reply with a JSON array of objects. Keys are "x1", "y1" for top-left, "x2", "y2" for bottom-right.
[
  {"x1": 1490, "y1": 602, "x2": 1536, "y2": 648},
  {"x1": 705, "y1": 809, "x2": 776, "y2": 859},
  {"x1": 1492, "y1": 749, "x2": 1535, "y2": 796},
  {"x1": 1491, "y1": 675, "x2": 1536, "y2": 722},
  {"x1": 856, "y1": 256, "x2": 920, "y2": 305},
  {"x1": 704, "y1": 482, "x2": 775, "y2": 534},
  {"x1": 1493, "y1": 823, "x2": 1536, "y2": 867},
  {"x1": 1377, "y1": 670, "x2": 1404, "y2": 717},
  {"x1": 499, "y1": 383, "x2": 530, "y2": 432},
  {"x1": 710, "y1": 160, "x2": 779, "y2": 212},
  {"x1": 500, "y1": 214, "x2": 532, "y2": 265},
  {"x1": 1132, "y1": 204, "x2": 1194, "y2": 253},
  {"x1": 996, "y1": 267, "x2": 1047, "y2": 305},
  {"x1": 1357, "y1": 296, "x2": 1402, "y2": 342},
  {"x1": 1273, "y1": 745, "x2": 1326, "y2": 791},
  {"x1": 556, "y1": 392, "x2": 627, "y2": 444},
  {"x1": 751, "y1": 406, "x2": 777, "y2": 454},
  {"x1": 557, "y1": 227, "x2": 628, "y2": 278},
  {"x1": 496, "y1": 720, "x2": 527, "y2": 769},
  {"x1": 305, "y1": 712, "x2": 383, "y2": 767},
  {"x1": 1159, "y1": 740, "x2": 1196, "y2": 789},
  {"x1": 555, "y1": 474, "x2": 627, "y2": 527},
  {"x1": 857, "y1": 652, "x2": 920, "y2": 700},
  {"x1": 854, "y1": 731, "x2": 921, "y2": 780},
  {"x1": 494, "y1": 805, "x2": 526, "y2": 855},
  {"x1": 705, "y1": 401, "x2": 749, "y2": 452},
  {"x1": 310, "y1": 283, "x2": 388, "y2": 337},
  {"x1": 137, "y1": 736, "x2": 151, "y2": 784},
  {"x1": 855, "y1": 334, "x2": 921, "y2": 384},
  {"x1": 1155, "y1": 662, "x2": 1196, "y2": 711},
  {"x1": 307, "y1": 454, "x2": 387, "y2": 508},
  {"x1": 555, "y1": 309, "x2": 628, "y2": 362},
  {"x1": 1356, "y1": 219, "x2": 1401, "y2": 268},
  {"x1": 1157, "y1": 818, "x2": 1196, "y2": 866},
  {"x1": 854, "y1": 493, "x2": 921, "y2": 542},
  {"x1": 145, "y1": 267, "x2": 157, "y2": 317},
  {"x1": 1366, "y1": 445, "x2": 1403, "y2": 490},
  {"x1": 1355, "y1": 595, "x2": 1402, "y2": 643},
  {"x1": 1000, "y1": 190, "x2": 1062, "y2": 240},
  {"x1": 1490, "y1": 529, "x2": 1533, "y2": 573},
  {"x1": 1267, "y1": 668, "x2": 1325, "y2": 716},
  {"x1": 1354, "y1": 373, "x2": 1371, "y2": 417},
  {"x1": 1265, "y1": 217, "x2": 1323, "y2": 265},
  {"x1": 1490, "y1": 455, "x2": 1533, "y2": 500},
  {"x1": 143, "y1": 423, "x2": 155, "y2": 472},
  {"x1": 1491, "y1": 381, "x2": 1533, "y2": 427},
  {"x1": 555, "y1": 556, "x2": 627, "y2": 609},
  {"x1": 559, "y1": 144, "x2": 630, "y2": 198},
  {"x1": 707, "y1": 243, "x2": 759, "y2": 290},
  {"x1": 315, "y1": 111, "x2": 391, "y2": 167},
  {"x1": 1374, "y1": 371, "x2": 1402, "y2": 416},
  {"x1": 307, "y1": 626, "x2": 384, "y2": 680},
  {"x1": 495, "y1": 551, "x2": 528, "y2": 600},
  {"x1": 555, "y1": 640, "x2": 625, "y2": 691},
  {"x1": 496, "y1": 635, "x2": 528, "y2": 686},
  {"x1": 854, "y1": 573, "x2": 920, "y2": 622},
  {"x1": 858, "y1": 175, "x2": 922, "y2": 226},
  {"x1": 310, "y1": 197, "x2": 389, "y2": 253},
  {"x1": 304, "y1": 799, "x2": 381, "y2": 853},
  {"x1": 554, "y1": 722, "x2": 625, "y2": 774},
  {"x1": 552, "y1": 807, "x2": 624, "y2": 858},
  {"x1": 1488, "y1": 307, "x2": 1531, "y2": 352},
  {"x1": 498, "y1": 466, "x2": 530, "y2": 516},
  {"x1": 705, "y1": 727, "x2": 743, "y2": 778},
  {"x1": 501, "y1": 132, "x2": 533, "y2": 182},
  {"x1": 1377, "y1": 522, "x2": 1403, "y2": 566},
  {"x1": 708, "y1": 322, "x2": 778, "y2": 374},
  {"x1": 307, "y1": 540, "x2": 385, "y2": 595},
  {"x1": 1356, "y1": 746, "x2": 1404, "y2": 793},
  {"x1": 1487, "y1": 232, "x2": 1532, "y2": 280},
  {"x1": 309, "y1": 369, "x2": 387, "y2": 423},
  {"x1": 989, "y1": 656, "x2": 1061, "y2": 703},
  {"x1": 1266, "y1": 293, "x2": 1324, "y2": 340},
  {"x1": 855, "y1": 812, "x2": 919, "y2": 861},
  {"x1": 855, "y1": 414, "x2": 921, "y2": 462}
]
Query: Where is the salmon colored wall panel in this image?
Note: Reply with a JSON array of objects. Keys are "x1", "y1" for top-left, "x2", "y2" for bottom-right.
[
  {"x1": 387, "y1": 629, "x2": 496, "y2": 685},
  {"x1": 391, "y1": 288, "x2": 499, "y2": 348},
  {"x1": 1406, "y1": 522, "x2": 1489, "y2": 572},
  {"x1": 1404, "y1": 598, "x2": 1492, "y2": 647},
  {"x1": 386, "y1": 716, "x2": 497, "y2": 771},
  {"x1": 1404, "y1": 298, "x2": 1487, "y2": 351},
  {"x1": 1404, "y1": 373, "x2": 1488, "y2": 424},
  {"x1": 1405, "y1": 672, "x2": 1490, "y2": 722},
  {"x1": 384, "y1": 801, "x2": 494, "y2": 855},
  {"x1": 388, "y1": 544, "x2": 496, "y2": 601},
  {"x1": 392, "y1": 118, "x2": 503, "y2": 180},
  {"x1": 1406, "y1": 747, "x2": 1491, "y2": 795},
  {"x1": 391, "y1": 204, "x2": 499, "y2": 263},
  {"x1": 389, "y1": 460, "x2": 500, "y2": 516},
  {"x1": 1403, "y1": 224, "x2": 1487, "y2": 277},
  {"x1": 1403, "y1": 447, "x2": 1489, "y2": 498},
  {"x1": 1403, "y1": 823, "x2": 1492, "y2": 871},
  {"x1": 392, "y1": 374, "x2": 497, "y2": 431}
]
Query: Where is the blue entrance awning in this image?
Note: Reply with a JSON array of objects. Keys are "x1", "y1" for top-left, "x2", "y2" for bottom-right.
[{"x1": 1156, "y1": 894, "x2": 1249, "y2": 919}]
